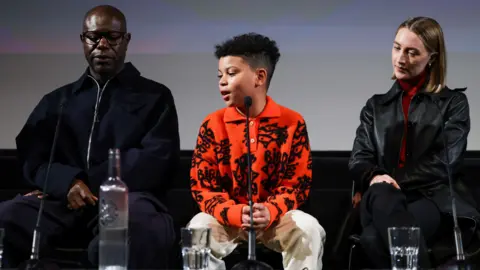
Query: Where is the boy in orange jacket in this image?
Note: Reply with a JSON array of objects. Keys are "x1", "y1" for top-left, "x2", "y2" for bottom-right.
[{"x1": 188, "y1": 33, "x2": 325, "y2": 270}]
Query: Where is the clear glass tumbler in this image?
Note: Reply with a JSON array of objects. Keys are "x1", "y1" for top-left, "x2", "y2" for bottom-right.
[
  {"x1": 181, "y1": 227, "x2": 211, "y2": 270},
  {"x1": 388, "y1": 227, "x2": 421, "y2": 270}
]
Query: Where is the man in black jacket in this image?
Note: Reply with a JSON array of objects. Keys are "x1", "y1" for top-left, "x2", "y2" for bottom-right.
[{"x1": 0, "y1": 5, "x2": 180, "y2": 269}]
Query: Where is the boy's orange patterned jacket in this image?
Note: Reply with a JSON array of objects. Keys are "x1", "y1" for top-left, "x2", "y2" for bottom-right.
[{"x1": 190, "y1": 96, "x2": 312, "y2": 229}]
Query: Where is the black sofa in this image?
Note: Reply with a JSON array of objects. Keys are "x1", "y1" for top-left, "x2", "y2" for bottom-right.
[{"x1": 1, "y1": 149, "x2": 479, "y2": 269}]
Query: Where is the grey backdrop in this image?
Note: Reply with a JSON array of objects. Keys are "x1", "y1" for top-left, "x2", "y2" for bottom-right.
[{"x1": 1, "y1": 0, "x2": 479, "y2": 150}]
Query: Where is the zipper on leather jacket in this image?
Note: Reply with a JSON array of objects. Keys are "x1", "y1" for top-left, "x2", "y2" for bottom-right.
[{"x1": 86, "y1": 76, "x2": 110, "y2": 170}]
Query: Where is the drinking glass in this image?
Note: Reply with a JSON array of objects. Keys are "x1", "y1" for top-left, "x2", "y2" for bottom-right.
[
  {"x1": 181, "y1": 227, "x2": 211, "y2": 270},
  {"x1": 388, "y1": 227, "x2": 421, "y2": 270}
]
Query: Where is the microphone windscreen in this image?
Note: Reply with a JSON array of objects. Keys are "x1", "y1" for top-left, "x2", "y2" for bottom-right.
[{"x1": 244, "y1": 96, "x2": 252, "y2": 107}]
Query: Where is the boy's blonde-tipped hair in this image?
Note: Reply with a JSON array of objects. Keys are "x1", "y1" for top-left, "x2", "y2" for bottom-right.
[{"x1": 391, "y1": 17, "x2": 447, "y2": 93}]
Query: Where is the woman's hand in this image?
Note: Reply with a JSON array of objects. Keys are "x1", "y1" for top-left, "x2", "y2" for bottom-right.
[{"x1": 370, "y1": 174, "x2": 401, "y2": 189}]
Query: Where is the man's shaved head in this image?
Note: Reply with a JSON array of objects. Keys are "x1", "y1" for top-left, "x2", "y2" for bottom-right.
[
  {"x1": 80, "y1": 5, "x2": 130, "y2": 82},
  {"x1": 83, "y1": 5, "x2": 127, "y2": 31}
]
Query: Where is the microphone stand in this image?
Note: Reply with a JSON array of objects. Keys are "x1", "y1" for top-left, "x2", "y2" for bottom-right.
[
  {"x1": 19, "y1": 95, "x2": 67, "y2": 270},
  {"x1": 433, "y1": 97, "x2": 471, "y2": 269},
  {"x1": 231, "y1": 96, "x2": 273, "y2": 270}
]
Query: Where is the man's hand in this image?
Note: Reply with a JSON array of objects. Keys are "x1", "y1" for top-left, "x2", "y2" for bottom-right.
[
  {"x1": 252, "y1": 203, "x2": 271, "y2": 230},
  {"x1": 241, "y1": 205, "x2": 251, "y2": 230},
  {"x1": 24, "y1": 190, "x2": 47, "y2": 199},
  {"x1": 370, "y1": 174, "x2": 401, "y2": 189},
  {"x1": 241, "y1": 203, "x2": 271, "y2": 231},
  {"x1": 67, "y1": 179, "x2": 98, "y2": 209}
]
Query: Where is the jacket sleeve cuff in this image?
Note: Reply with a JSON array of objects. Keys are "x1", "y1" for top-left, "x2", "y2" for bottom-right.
[
  {"x1": 216, "y1": 204, "x2": 246, "y2": 228},
  {"x1": 264, "y1": 202, "x2": 280, "y2": 230},
  {"x1": 35, "y1": 163, "x2": 84, "y2": 200}
]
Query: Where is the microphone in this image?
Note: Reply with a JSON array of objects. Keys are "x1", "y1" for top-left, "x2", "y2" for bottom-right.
[
  {"x1": 20, "y1": 93, "x2": 67, "y2": 270},
  {"x1": 231, "y1": 96, "x2": 273, "y2": 270},
  {"x1": 431, "y1": 94, "x2": 470, "y2": 269}
]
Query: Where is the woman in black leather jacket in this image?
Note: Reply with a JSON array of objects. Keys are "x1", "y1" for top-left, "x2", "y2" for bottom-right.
[{"x1": 348, "y1": 16, "x2": 479, "y2": 269}]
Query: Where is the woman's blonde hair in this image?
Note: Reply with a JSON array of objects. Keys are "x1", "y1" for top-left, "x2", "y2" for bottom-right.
[{"x1": 391, "y1": 17, "x2": 446, "y2": 93}]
